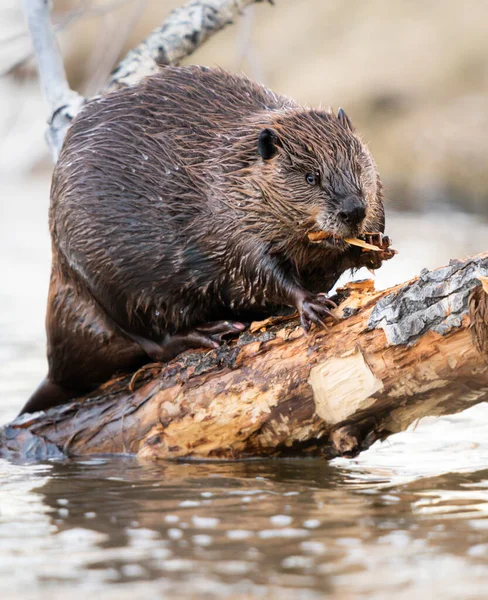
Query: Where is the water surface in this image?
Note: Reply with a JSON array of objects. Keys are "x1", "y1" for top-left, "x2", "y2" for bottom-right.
[{"x1": 1, "y1": 176, "x2": 488, "y2": 599}]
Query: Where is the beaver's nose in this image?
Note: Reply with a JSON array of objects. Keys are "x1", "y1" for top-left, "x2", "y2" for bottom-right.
[{"x1": 338, "y1": 196, "x2": 366, "y2": 227}]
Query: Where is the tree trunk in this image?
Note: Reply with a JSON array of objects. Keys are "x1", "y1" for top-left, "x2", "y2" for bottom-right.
[{"x1": 2, "y1": 253, "x2": 487, "y2": 462}]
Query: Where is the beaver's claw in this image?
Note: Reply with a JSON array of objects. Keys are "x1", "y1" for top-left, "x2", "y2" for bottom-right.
[
  {"x1": 298, "y1": 293, "x2": 338, "y2": 333},
  {"x1": 195, "y1": 320, "x2": 246, "y2": 341}
]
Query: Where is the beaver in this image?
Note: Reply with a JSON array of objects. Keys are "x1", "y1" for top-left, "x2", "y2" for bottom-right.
[{"x1": 22, "y1": 65, "x2": 389, "y2": 414}]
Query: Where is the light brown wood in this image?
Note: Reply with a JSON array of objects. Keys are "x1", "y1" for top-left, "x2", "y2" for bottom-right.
[{"x1": 2, "y1": 252, "x2": 487, "y2": 462}]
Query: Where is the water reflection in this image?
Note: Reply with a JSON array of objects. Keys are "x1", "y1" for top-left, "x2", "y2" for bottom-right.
[
  {"x1": 2, "y1": 167, "x2": 488, "y2": 598},
  {"x1": 1, "y1": 457, "x2": 487, "y2": 598}
]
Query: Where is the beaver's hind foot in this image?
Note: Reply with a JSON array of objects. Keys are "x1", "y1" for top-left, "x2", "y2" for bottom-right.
[{"x1": 132, "y1": 320, "x2": 246, "y2": 362}]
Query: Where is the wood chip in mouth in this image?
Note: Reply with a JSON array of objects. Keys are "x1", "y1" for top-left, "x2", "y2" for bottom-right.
[
  {"x1": 307, "y1": 230, "x2": 382, "y2": 251},
  {"x1": 344, "y1": 237, "x2": 381, "y2": 251},
  {"x1": 307, "y1": 230, "x2": 331, "y2": 242}
]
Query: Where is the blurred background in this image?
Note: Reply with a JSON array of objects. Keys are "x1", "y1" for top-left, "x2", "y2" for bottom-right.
[
  {"x1": 1, "y1": 3, "x2": 488, "y2": 599},
  {"x1": 3, "y1": 0, "x2": 488, "y2": 210}
]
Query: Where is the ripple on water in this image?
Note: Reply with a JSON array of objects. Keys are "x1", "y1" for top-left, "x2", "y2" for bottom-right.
[{"x1": 2, "y1": 179, "x2": 488, "y2": 598}]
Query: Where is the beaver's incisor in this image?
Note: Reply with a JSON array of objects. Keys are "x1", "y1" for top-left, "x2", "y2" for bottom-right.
[{"x1": 22, "y1": 66, "x2": 388, "y2": 414}]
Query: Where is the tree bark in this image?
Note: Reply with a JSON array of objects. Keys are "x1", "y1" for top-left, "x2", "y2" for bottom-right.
[{"x1": 2, "y1": 253, "x2": 488, "y2": 462}]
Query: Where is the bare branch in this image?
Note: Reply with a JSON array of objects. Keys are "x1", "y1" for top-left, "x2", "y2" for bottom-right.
[
  {"x1": 2, "y1": 0, "x2": 132, "y2": 79},
  {"x1": 23, "y1": 0, "x2": 266, "y2": 159},
  {"x1": 107, "y1": 0, "x2": 266, "y2": 90},
  {"x1": 22, "y1": 0, "x2": 85, "y2": 161}
]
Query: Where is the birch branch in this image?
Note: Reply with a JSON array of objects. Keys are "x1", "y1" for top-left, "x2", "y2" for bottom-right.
[
  {"x1": 107, "y1": 0, "x2": 265, "y2": 90},
  {"x1": 22, "y1": 0, "x2": 85, "y2": 161},
  {"x1": 22, "y1": 0, "x2": 266, "y2": 159}
]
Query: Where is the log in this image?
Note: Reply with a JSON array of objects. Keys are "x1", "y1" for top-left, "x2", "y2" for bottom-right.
[
  {"x1": 2, "y1": 253, "x2": 488, "y2": 462},
  {"x1": 17, "y1": 1, "x2": 488, "y2": 463}
]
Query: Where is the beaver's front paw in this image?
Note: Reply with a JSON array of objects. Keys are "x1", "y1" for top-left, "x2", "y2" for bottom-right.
[
  {"x1": 359, "y1": 234, "x2": 396, "y2": 270},
  {"x1": 297, "y1": 292, "x2": 338, "y2": 333}
]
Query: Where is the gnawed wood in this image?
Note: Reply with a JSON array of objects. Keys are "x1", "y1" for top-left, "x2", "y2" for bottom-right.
[
  {"x1": 309, "y1": 349, "x2": 383, "y2": 425},
  {"x1": 2, "y1": 252, "x2": 488, "y2": 463}
]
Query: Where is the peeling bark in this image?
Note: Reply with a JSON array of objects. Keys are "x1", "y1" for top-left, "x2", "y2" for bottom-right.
[{"x1": 2, "y1": 253, "x2": 488, "y2": 462}]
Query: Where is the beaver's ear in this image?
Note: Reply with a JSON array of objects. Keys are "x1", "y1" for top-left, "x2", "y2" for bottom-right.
[
  {"x1": 258, "y1": 128, "x2": 281, "y2": 160},
  {"x1": 337, "y1": 108, "x2": 354, "y2": 132}
]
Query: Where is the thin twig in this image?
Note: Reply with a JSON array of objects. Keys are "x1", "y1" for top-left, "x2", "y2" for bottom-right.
[{"x1": 22, "y1": 0, "x2": 84, "y2": 161}]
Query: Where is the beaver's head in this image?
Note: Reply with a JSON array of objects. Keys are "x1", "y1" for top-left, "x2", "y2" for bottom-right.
[{"x1": 250, "y1": 108, "x2": 384, "y2": 253}]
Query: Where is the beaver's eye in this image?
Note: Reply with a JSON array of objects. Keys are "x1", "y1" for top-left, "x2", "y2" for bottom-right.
[{"x1": 306, "y1": 173, "x2": 317, "y2": 186}]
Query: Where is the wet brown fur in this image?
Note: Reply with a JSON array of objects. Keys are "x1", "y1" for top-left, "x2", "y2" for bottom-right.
[{"x1": 22, "y1": 66, "x2": 385, "y2": 414}]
